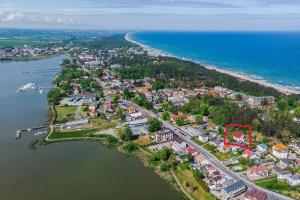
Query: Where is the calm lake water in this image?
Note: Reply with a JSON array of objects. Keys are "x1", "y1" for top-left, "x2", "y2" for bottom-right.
[{"x1": 0, "y1": 57, "x2": 183, "y2": 200}]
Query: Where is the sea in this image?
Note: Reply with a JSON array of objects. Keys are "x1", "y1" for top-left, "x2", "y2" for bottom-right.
[{"x1": 130, "y1": 31, "x2": 300, "y2": 93}]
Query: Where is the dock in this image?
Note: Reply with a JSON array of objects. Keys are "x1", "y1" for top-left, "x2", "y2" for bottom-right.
[{"x1": 15, "y1": 125, "x2": 49, "y2": 139}]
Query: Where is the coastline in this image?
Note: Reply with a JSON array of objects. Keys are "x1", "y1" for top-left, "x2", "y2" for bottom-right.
[{"x1": 125, "y1": 32, "x2": 299, "y2": 95}]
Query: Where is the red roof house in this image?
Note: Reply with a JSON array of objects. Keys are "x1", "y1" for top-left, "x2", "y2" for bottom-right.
[
  {"x1": 185, "y1": 146, "x2": 198, "y2": 155},
  {"x1": 243, "y1": 149, "x2": 255, "y2": 159}
]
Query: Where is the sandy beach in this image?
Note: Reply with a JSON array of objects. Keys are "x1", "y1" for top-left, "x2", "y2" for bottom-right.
[{"x1": 125, "y1": 32, "x2": 299, "y2": 95}]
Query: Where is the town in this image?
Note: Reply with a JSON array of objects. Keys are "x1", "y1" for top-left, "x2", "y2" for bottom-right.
[{"x1": 19, "y1": 33, "x2": 300, "y2": 200}]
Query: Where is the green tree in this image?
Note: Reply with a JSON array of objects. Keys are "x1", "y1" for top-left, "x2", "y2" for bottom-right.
[
  {"x1": 119, "y1": 126, "x2": 133, "y2": 141},
  {"x1": 294, "y1": 107, "x2": 300, "y2": 118},
  {"x1": 160, "y1": 162, "x2": 170, "y2": 171},
  {"x1": 200, "y1": 103, "x2": 210, "y2": 116},
  {"x1": 148, "y1": 118, "x2": 162, "y2": 132},
  {"x1": 195, "y1": 115, "x2": 203, "y2": 124},
  {"x1": 123, "y1": 88, "x2": 134, "y2": 100},
  {"x1": 193, "y1": 170, "x2": 204, "y2": 180},
  {"x1": 162, "y1": 112, "x2": 170, "y2": 121},
  {"x1": 159, "y1": 148, "x2": 172, "y2": 161},
  {"x1": 277, "y1": 99, "x2": 288, "y2": 111},
  {"x1": 123, "y1": 143, "x2": 137, "y2": 153}
]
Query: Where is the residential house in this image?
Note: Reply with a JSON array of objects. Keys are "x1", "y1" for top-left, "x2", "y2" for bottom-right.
[
  {"x1": 103, "y1": 100, "x2": 114, "y2": 113},
  {"x1": 194, "y1": 155, "x2": 209, "y2": 166},
  {"x1": 233, "y1": 131, "x2": 244, "y2": 143},
  {"x1": 272, "y1": 144, "x2": 289, "y2": 159},
  {"x1": 287, "y1": 174, "x2": 300, "y2": 186},
  {"x1": 128, "y1": 105, "x2": 137, "y2": 114},
  {"x1": 199, "y1": 133, "x2": 209, "y2": 143},
  {"x1": 289, "y1": 142, "x2": 300, "y2": 154},
  {"x1": 247, "y1": 166, "x2": 269, "y2": 180},
  {"x1": 243, "y1": 149, "x2": 256, "y2": 159},
  {"x1": 277, "y1": 170, "x2": 292, "y2": 180},
  {"x1": 172, "y1": 137, "x2": 187, "y2": 155},
  {"x1": 171, "y1": 113, "x2": 187, "y2": 123},
  {"x1": 244, "y1": 188, "x2": 267, "y2": 200},
  {"x1": 154, "y1": 128, "x2": 174, "y2": 143},
  {"x1": 256, "y1": 143, "x2": 268, "y2": 154},
  {"x1": 125, "y1": 118, "x2": 149, "y2": 127},
  {"x1": 223, "y1": 180, "x2": 247, "y2": 199},
  {"x1": 185, "y1": 146, "x2": 198, "y2": 156},
  {"x1": 89, "y1": 102, "x2": 98, "y2": 118},
  {"x1": 279, "y1": 159, "x2": 294, "y2": 169}
]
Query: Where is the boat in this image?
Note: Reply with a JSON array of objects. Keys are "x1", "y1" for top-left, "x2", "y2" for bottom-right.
[{"x1": 16, "y1": 83, "x2": 36, "y2": 93}]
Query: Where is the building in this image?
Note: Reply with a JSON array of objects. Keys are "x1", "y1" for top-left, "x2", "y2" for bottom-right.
[
  {"x1": 256, "y1": 143, "x2": 268, "y2": 153},
  {"x1": 171, "y1": 113, "x2": 187, "y2": 123},
  {"x1": 287, "y1": 174, "x2": 300, "y2": 186},
  {"x1": 223, "y1": 180, "x2": 247, "y2": 199},
  {"x1": 103, "y1": 100, "x2": 114, "y2": 113},
  {"x1": 272, "y1": 144, "x2": 289, "y2": 159},
  {"x1": 233, "y1": 131, "x2": 244, "y2": 143},
  {"x1": 277, "y1": 170, "x2": 292, "y2": 180},
  {"x1": 244, "y1": 188, "x2": 267, "y2": 200},
  {"x1": 185, "y1": 146, "x2": 198, "y2": 156},
  {"x1": 172, "y1": 137, "x2": 187, "y2": 155},
  {"x1": 125, "y1": 118, "x2": 149, "y2": 127},
  {"x1": 199, "y1": 133, "x2": 209, "y2": 143},
  {"x1": 60, "y1": 118, "x2": 89, "y2": 129},
  {"x1": 247, "y1": 166, "x2": 269, "y2": 180},
  {"x1": 243, "y1": 149, "x2": 256, "y2": 159},
  {"x1": 289, "y1": 142, "x2": 300, "y2": 154},
  {"x1": 279, "y1": 159, "x2": 294, "y2": 169},
  {"x1": 193, "y1": 155, "x2": 209, "y2": 166},
  {"x1": 154, "y1": 128, "x2": 174, "y2": 143}
]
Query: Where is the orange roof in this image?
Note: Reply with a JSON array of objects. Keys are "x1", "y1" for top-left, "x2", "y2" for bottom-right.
[
  {"x1": 272, "y1": 144, "x2": 288, "y2": 151},
  {"x1": 171, "y1": 113, "x2": 187, "y2": 121},
  {"x1": 137, "y1": 87, "x2": 149, "y2": 94}
]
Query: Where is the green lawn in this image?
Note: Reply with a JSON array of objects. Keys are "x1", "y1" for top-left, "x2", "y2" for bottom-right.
[
  {"x1": 255, "y1": 177, "x2": 300, "y2": 199},
  {"x1": 0, "y1": 38, "x2": 37, "y2": 47},
  {"x1": 55, "y1": 106, "x2": 78, "y2": 123},
  {"x1": 202, "y1": 144, "x2": 233, "y2": 161},
  {"x1": 173, "y1": 167, "x2": 216, "y2": 200},
  {"x1": 48, "y1": 129, "x2": 116, "y2": 141}
]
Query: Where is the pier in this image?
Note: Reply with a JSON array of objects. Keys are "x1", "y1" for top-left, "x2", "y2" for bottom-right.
[{"x1": 15, "y1": 125, "x2": 49, "y2": 139}]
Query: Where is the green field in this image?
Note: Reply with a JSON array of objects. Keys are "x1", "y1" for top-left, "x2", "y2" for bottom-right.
[
  {"x1": 202, "y1": 144, "x2": 234, "y2": 161},
  {"x1": 173, "y1": 167, "x2": 216, "y2": 200},
  {"x1": 255, "y1": 177, "x2": 300, "y2": 199},
  {"x1": 55, "y1": 106, "x2": 78, "y2": 123},
  {"x1": 0, "y1": 38, "x2": 37, "y2": 47}
]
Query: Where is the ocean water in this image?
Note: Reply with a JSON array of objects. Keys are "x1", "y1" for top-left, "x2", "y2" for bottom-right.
[{"x1": 131, "y1": 31, "x2": 300, "y2": 92}]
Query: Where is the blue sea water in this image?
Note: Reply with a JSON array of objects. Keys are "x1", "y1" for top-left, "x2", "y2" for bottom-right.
[{"x1": 131, "y1": 31, "x2": 300, "y2": 92}]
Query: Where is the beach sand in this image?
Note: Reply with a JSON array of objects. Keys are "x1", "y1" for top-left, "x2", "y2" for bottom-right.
[{"x1": 125, "y1": 32, "x2": 299, "y2": 95}]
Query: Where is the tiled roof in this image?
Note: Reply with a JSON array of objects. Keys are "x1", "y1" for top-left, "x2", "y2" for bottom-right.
[
  {"x1": 273, "y1": 144, "x2": 288, "y2": 151},
  {"x1": 244, "y1": 189, "x2": 267, "y2": 200}
]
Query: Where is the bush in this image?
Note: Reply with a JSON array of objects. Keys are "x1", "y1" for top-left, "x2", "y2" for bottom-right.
[
  {"x1": 160, "y1": 162, "x2": 170, "y2": 171},
  {"x1": 148, "y1": 118, "x2": 162, "y2": 132},
  {"x1": 118, "y1": 126, "x2": 133, "y2": 141},
  {"x1": 123, "y1": 143, "x2": 137, "y2": 153}
]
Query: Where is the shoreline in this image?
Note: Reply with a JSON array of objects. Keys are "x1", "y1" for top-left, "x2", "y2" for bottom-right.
[{"x1": 125, "y1": 32, "x2": 299, "y2": 95}]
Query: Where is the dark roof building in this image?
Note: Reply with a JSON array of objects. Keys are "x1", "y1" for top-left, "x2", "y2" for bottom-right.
[{"x1": 223, "y1": 180, "x2": 247, "y2": 199}]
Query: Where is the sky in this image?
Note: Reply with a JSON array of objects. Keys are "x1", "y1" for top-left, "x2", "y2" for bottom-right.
[{"x1": 0, "y1": 0, "x2": 300, "y2": 30}]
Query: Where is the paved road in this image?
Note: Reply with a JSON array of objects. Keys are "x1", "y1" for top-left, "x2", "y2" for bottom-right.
[{"x1": 121, "y1": 100, "x2": 293, "y2": 200}]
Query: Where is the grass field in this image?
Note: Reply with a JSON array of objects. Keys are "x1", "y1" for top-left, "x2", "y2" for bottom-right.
[
  {"x1": 255, "y1": 177, "x2": 300, "y2": 199},
  {"x1": 55, "y1": 106, "x2": 78, "y2": 123},
  {"x1": 0, "y1": 38, "x2": 37, "y2": 47},
  {"x1": 173, "y1": 167, "x2": 216, "y2": 200},
  {"x1": 202, "y1": 144, "x2": 233, "y2": 161},
  {"x1": 90, "y1": 118, "x2": 119, "y2": 129}
]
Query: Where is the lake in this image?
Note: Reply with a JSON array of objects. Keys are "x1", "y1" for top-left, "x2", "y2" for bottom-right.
[{"x1": 0, "y1": 57, "x2": 183, "y2": 200}]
